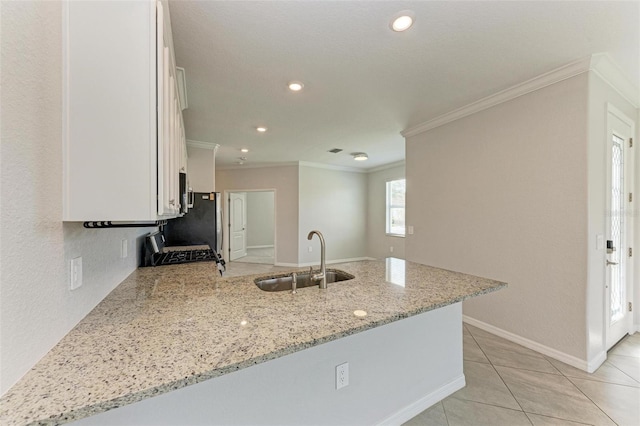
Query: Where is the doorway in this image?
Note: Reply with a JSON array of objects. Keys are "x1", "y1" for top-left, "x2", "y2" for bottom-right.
[
  {"x1": 228, "y1": 190, "x2": 276, "y2": 265},
  {"x1": 605, "y1": 105, "x2": 635, "y2": 350}
]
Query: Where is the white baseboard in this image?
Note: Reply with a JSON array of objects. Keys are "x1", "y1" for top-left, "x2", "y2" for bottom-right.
[
  {"x1": 462, "y1": 316, "x2": 602, "y2": 373},
  {"x1": 246, "y1": 245, "x2": 274, "y2": 249},
  {"x1": 376, "y1": 375, "x2": 466, "y2": 426},
  {"x1": 276, "y1": 257, "x2": 376, "y2": 268},
  {"x1": 633, "y1": 323, "x2": 640, "y2": 334}
]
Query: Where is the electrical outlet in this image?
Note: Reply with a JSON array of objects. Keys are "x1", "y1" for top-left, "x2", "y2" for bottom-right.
[
  {"x1": 308, "y1": 246, "x2": 313, "y2": 253},
  {"x1": 69, "y1": 257, "x2": 83, "y2": 290},
  {"x1": 408, "y1": 225, "x2": 414, "y2": 235},
  {"x1": 336, "y1": 362, "x2": 349, "y2": 390},
  {"x1": 121, "y1": 239, "x2": 128, "y2": 259},
  {"x1": 390, "y1": 246, "x2": 394, "y2": 253}
]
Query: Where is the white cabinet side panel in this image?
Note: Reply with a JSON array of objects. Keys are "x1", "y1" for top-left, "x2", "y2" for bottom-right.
[{"x1": 64, "y1": 1, "x2": 155, "y2": 221}]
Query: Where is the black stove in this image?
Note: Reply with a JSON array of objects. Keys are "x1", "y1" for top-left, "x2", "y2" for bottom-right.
[
  {"x1": 143, "y1": 231, "x2": 226, "y2": 275},
  {"x1": 155, "y1": 249, "x2": 218, "y2": 265}
]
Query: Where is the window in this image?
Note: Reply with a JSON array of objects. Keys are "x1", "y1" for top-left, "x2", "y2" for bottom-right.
[{"x1": 386, "y1": 179, "x2": 406, "y2": 236}]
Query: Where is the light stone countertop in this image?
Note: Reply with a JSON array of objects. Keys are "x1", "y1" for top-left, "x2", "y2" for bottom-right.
[{"x1": 0, "y1": 258, "x2": 506, "y2": 425}]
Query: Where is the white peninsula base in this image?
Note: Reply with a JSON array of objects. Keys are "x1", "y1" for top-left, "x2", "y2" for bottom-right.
[{"x1": 74, "y1": 303, "x2": 463, "y2": 425}]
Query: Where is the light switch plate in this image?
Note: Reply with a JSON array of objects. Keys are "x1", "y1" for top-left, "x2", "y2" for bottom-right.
[
  {"x1": 69, "y1": 257, "x2": 83, "y2": 290},
  {"x1": 121, "y1": 239, "x2": 128, "y2": 258}
]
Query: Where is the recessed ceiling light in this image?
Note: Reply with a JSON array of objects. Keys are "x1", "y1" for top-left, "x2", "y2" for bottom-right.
[
  {"x1": 288, "y1": 81, "x2": 304, "y2": 92},
  {"x1": 352, "y1": 152, "x2": 368, "y2": 161},
  {"x1": 240, "y1": 148, "x2": 249, "y2": 153},
  {"x1": 390, "y1": 11, "x2": 415, "y2": 32},
  {"x1": 256, "y1": 126, "x2": 267, "y2": 133}
]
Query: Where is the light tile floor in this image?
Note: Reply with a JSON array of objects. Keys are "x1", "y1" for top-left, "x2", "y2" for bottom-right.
[
  {"x1": 404, "y1": 324, "x2": 640, "y2": 426},
  {"x1": 232, "y1": 247, "x2": 275, "y2": 265}
]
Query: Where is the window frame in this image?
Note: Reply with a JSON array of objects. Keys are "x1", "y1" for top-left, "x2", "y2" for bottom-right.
[{"x1": 385, "y1": 178, "x2": 406, "y2": 237}]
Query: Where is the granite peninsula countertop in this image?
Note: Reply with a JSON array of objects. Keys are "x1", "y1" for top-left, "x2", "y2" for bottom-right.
[{"x1": 1, "y1": 258, "x2": 506, "y2": 425}]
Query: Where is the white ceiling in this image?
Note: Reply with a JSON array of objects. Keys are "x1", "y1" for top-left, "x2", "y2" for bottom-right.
[{"x1": 168, "y1": 1, "x2": 639, "y2": 170}]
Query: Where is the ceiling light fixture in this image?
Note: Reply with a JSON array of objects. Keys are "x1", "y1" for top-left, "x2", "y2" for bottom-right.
[
  {"x1": 352, "y1": 152, "x2": 368, "y2": 161},
  {"x1": 240, "y1": 148, "x2": 249, "y2": 153},
  {"x1": 256, "y1": 126, "x2": 267, "y2": 133},
  {"x1": 288, "y1": 81, "x2": 304, "y2": 92},
  {"x1": 390, "y1": 11, "x2": 415, "y2": 32}
]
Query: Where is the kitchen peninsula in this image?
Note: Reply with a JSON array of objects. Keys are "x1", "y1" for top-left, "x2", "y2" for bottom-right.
[{"x1": 0, "y1": 259, "x2": 505, "y2": 425}]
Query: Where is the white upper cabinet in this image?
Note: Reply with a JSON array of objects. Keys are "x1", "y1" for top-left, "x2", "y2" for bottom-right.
[{"x1": 63, "y1": 0, "x2": 186, "y2": 221}]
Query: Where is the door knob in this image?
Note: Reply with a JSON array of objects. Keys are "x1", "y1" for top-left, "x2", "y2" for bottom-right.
[{"x1": 606, "y1": 260, "x2": 618, "y2": 266}]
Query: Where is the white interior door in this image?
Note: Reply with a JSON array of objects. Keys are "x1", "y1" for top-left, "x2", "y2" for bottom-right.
[
  {"x1": 229, "y1": 192, "x2": 247, "y2": 261},
  {"x1": 605, "y1": 107, "x2": 634, "y2": 350}
]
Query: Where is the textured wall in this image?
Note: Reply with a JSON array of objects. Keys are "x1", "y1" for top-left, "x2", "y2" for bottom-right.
[
  {"x1": 216, "y1": 166, "x2": 299, "y2": 264},
  {"x1": 1, "y1": 1, "x2": 153, "y2": 395},
  {"x1": 246, "y1": 191, "x2": 275, "y2": 247},
  {"x1": 186, "y1": 145, "x2": 215, "y2": 192},
  {"x1": 405, "y1": 74, "x2": 589, "y2": 360},
  {"x1": 367, "y1": 164, "x2": 406, "y2": 260},
  {"x1": 298, "y1": 165, "x2": 368, "y2": 264}
]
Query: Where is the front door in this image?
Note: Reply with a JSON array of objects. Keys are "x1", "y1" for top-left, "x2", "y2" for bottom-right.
[
  {"x1": 605, "y1": 107, "x2": 634, "y2": 349},
  {"x1": 229, "y1": 192, "x2": 247, "y2": 261}
]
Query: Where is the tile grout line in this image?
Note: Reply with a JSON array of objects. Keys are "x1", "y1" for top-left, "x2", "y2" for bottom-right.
[
  {"x1": 463, "y1": 323, "x2": 529, "y2": 415},
  {"x1": 449, "y1": 395, "x2": 535, "y2": 415},
  {"x1": 563, "y1": 375, "x2": 621, "y2": 426},
  {"x1": 523, "y1": 411, "x2": 593, "y2": 426},
  {"x1": 465, "y1": 323, "x2": 622, "y2": 425},
  {"x1": 606, "y1": 353, "x2": 640, "y2": 386},
  {"x1": 440, "y1": 400, "x2": 451, "y2": 426}
]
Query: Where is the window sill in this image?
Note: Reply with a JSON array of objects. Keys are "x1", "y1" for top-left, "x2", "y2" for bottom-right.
[{"x1": 386, "y1": 233, "x2": 406, "y2": 238}]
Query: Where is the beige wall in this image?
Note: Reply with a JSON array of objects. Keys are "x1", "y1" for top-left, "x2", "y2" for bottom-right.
[
  {"x1": 298, "y1": 165, "x2": 368, "y2": 264},
  {"x1": 216, "y1": 166, "x2": 299, "y2": 264},
  {"x1": 1, "y1": 1, "x2": 151, "y2": 395},
  {"x1": 246, "y1": 191, "x2": 275, "y2": 247},
  {"x1": 367, "y1": 164, "x2": 406, "y2": 260},
  {"x1": 405, "y1": 74, "x2": 590, "y2": 361},
  {"x1": 187, "y1": 146, "x2": 215, "y2": 192}
]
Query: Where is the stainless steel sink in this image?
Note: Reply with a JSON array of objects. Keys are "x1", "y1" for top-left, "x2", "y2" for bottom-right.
[{"x1": 254, "y1": 269, "x2": 354, "y2": 292}]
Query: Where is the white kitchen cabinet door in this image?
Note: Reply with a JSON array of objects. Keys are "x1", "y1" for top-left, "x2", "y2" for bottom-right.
[{"x1": 63, "y1": 0, "x2": 185, "y2": 222}]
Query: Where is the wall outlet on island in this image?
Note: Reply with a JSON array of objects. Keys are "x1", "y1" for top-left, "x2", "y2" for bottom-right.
[
  {"x1": 390, "y1": 246, "x2": 394, "y2": 253},
  {"x1": 308, "y1": 246, "x2": 313, "y2": 253},
  {"x1": 336, "y1": 362, "x2": 349, "y2": 390}
]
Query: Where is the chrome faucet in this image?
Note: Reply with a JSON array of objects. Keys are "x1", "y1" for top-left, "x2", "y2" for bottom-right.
[{"x1": 307, "y1": 230, "x2": 327, "y2": 289}]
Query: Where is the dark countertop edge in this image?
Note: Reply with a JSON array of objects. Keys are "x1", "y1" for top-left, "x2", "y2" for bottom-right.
[{"x1": 32, "y1": 282, "x2": 506, "y2": 425}]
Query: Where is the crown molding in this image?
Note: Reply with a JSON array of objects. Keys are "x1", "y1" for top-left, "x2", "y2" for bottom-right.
[
  {"x1": 366, "y1": 160, "x2": 406, "y2": 174},
  {"x1": 216, "y1": 161, "x2": 299, "y2": 171},
  {"x1": 401, "y1": 56, "x2": 592, "y2": 138},
  {"x1": 401, "y1": 54, "x2": 639, "y2": 138},
  {"x1": 186, "y1": 139, "x2": 219, "y2": 150}
]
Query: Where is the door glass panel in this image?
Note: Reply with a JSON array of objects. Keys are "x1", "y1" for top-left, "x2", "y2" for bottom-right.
[{"x1": 610, "y1": 134, "x2": 625, "y2": 324}]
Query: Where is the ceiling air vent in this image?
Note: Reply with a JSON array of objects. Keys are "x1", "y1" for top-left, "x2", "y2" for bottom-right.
[{"x1": 328, "y1": 148, "x2": 343, "y2": 154}]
